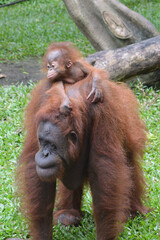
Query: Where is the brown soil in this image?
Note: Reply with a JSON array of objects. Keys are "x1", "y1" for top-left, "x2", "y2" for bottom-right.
[{"x1": 0, "y1": 58, "x2": 45, "y2": 86}]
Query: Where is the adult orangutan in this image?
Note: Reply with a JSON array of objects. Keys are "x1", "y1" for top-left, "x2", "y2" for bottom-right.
[{"x1": 18, "y1": 71, "x2": 147, "y2": 240}]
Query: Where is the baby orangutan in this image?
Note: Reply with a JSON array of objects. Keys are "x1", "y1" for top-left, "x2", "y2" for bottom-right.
[{"x1": 43, "y1": 42, "x2": 106, "y2": 105}]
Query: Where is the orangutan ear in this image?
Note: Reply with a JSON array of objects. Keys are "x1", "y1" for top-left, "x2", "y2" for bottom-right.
[{"x1": 66, "y1": 60, "x2": 73, "y2": 68}]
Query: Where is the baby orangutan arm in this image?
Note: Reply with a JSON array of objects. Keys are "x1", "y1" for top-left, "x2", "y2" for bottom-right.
[
  {"x1": 73, "y1": 61, "x2": 104, "y2": 103},
  {"x1": 87, "y1": 69, "x2": 104, "y2": 103}
]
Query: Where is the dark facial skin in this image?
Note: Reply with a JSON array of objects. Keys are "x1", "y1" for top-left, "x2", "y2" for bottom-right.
[{"x1": 35, "y1": 121, "x2": 78, "y2": 182}]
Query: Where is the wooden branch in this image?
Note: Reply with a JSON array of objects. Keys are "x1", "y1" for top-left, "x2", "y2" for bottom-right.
[
  {"x1": 63, "y1": 0, "x2": 159, "y2": 51},
  {"x1": 86, "y1": 35, "x2": 160, "y2": 84}
]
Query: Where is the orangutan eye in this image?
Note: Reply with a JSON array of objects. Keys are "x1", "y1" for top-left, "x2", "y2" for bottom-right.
[
  {"x1": 51, "y1": 63, "x2": 55, "y2": 68},
  {"x1": 51, "y1": 143, "x2": 57, "y2": 151},
  {"x1": 68, "y1": 131, "x2": 78, "y2": 144}
]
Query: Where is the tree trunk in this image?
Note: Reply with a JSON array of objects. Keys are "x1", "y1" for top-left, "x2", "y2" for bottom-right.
[
  {"x1": 62, "y1": 0, "x2": 160, "y2": 87},
  {"x1": 86, "y1": 35, "x2": 160, "y2": 87},
  {"x1": 62, "y1": 0, "x2": 159, "y2": 51}
]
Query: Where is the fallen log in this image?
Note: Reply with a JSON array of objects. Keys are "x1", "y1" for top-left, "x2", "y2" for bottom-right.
[{"x1": 86, "y1": 35, "x2": 160, "y2": 86}]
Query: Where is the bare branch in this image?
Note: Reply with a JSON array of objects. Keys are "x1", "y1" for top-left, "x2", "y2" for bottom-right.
[{"x1": 86, "y1": 35, "x2": 160, "y2": 85}]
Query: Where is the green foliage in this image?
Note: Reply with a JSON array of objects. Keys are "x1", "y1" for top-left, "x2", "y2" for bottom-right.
[{"x1": 0, "y1": 83, "x2": 159, "y2": 239}]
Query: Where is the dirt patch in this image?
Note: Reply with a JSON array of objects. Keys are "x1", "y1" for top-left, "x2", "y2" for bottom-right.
[{"x1": 0, "y1": 58, "x2": 45, "y2": 86}]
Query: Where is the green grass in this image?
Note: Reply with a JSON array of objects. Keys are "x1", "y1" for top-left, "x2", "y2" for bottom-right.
[
  {"x1": 0, "y1": 0, "x2": 159, "y2": 61},
  {"x1": 0, "y1": 0, "x2": 94, "y2": 61},
  {"x1": 0, "y1": 83, "x2": 159, "y2": 239},
  {"x1": 120, "y1": 0, "x2": 160, "y2": 31},
  {"x1": 0, "y1": 0, "x2": 15, "y2": 5}
]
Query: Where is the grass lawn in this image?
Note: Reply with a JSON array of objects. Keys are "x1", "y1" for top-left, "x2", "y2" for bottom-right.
[
  {"x1": 0, "y1": 0, "x2": 94, "y2": 61},
  {"x1": 0, "y1": 0, "x2": 160, "y2": 239},
  {"x1": 0, "y1": 0, "x2": 159, "y2": 61}
]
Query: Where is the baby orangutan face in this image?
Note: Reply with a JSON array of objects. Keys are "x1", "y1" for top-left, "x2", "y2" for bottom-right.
[{"x1": 47, "y1": 50, "x2": 72, "y2": 81}]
